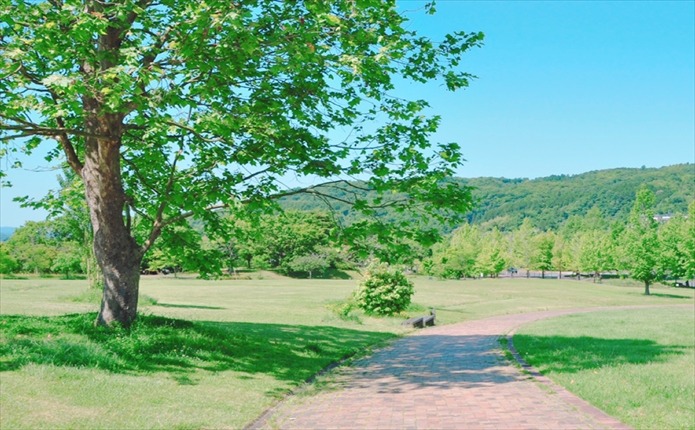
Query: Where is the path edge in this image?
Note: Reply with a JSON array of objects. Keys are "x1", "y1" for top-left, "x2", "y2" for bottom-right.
[{"x1": 504, "y1": 309, "x2": 645, "y2": 430}]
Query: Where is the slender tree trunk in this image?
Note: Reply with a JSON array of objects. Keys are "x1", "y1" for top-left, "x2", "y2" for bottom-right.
[{"x1": 644, "y1": 281, "x2": 651, "y2": 296}]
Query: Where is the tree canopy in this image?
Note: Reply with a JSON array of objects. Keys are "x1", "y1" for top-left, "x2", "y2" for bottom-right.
[{"x1": 0, "y1": 0, "x2": 482, "y2": 326}]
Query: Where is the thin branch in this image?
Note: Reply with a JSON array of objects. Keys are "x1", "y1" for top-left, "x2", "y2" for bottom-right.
[
  {"x1": 142, "y1": 149, "x2": 182, "y2": 253},
  {"x1": 0, "y1": 120, "x2": 110, "y2": 140}
]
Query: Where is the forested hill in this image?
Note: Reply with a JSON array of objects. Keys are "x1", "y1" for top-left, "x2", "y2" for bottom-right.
[
  {"x1": 460, "y1": 163, "x2": 693, "y2": 230},
  {"x1": 280, "y1": 164, "x2": 694, "y2": 231}
]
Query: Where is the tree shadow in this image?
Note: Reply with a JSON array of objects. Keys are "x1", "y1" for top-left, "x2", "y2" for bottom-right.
[
  {"x1": 646, "y1": 293, "x2": 693, "y2": 299},
  {"x1": 0, "y1": 313, "x2": 395, "y2": 385},
  {"x1": 286, "y1": 268, "x2": 354, "y2": 280},
  {"x1": 154, "y1": 303, "x2": 226, "y2": 310},
  {"x1": 512, "y1": 334, "x2": 687, "y2": 374}
]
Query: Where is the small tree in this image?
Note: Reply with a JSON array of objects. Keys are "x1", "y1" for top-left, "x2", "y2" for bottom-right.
[
  {"x1": 511, "y1": 219, "x2": 538, "y2": 277},
  {"x1": 551, "y1": 235, "x2": 570, "y2": 279},
  {"x1": 623, "y1": 186, "x2": 662, "y2": 295},
  {"x1": 286, "y1": 253, "x2": 330, "y2": 279},
  {"x1": 530, "y1": 231, "x2": 555, "y2": 279},
  {"x1": 355, "y1": 261, "x2": 414, "y2": 316}
]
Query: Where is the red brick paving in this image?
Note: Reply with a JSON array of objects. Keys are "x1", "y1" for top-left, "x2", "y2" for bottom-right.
[{"x1": 252, "y1": 306, "x2": 685, "y2": 429}]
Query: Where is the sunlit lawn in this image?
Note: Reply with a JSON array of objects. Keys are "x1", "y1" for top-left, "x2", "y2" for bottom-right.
[
  {"x1": 513, "y1": 307, "x2": 695, "y2": 430},
  {"x1": 1, "y1": 274, "x2": 693, "y2": 429}
]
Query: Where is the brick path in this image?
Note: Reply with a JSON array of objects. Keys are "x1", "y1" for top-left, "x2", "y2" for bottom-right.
[{"x1": 252, "y1": 307, "x2": 677, "y2": 430}]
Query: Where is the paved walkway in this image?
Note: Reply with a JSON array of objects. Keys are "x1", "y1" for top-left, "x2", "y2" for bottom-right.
[{"x1": 252, "y1": 307, "x2": 668, "y2": 429}]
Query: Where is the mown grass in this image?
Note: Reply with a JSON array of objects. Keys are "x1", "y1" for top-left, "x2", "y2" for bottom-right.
[
  {"x1": 513, "y1": 307, "x2": 695, "y2": 430},
  {"x1": 0, "y1": 312, "x2": 395, "y2": 429},
  {"x1": 1, "y1": 275, "x2": 693, "y2": 429}
]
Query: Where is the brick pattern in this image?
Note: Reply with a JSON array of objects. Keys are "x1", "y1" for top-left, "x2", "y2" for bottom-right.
[{"x1": 253, "y1": 306, "x2": 683, "y2": 430}]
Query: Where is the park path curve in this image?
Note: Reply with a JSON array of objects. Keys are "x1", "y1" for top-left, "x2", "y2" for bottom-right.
[{"x1": 252, "y1": 306, "x2": 687, "y2": 430}]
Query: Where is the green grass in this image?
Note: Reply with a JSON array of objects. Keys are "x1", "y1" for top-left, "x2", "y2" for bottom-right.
[
  {"x1": 513, "y1": 307, "x2": 695, "y2": 430},
  {"x1": 1, "y1": 275, "x2": 693, "y2": 429},
  {"x1": 0, "y1": 312, "x2": 395, "y2": 429}
]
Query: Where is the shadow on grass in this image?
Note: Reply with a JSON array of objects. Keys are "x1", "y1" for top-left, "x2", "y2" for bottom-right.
[
  {"x1": 512, "y1": 334, "x2": 687, "y2": 374},
  {"x1": 646, "y1": 293, "x2": 694, "y2": 299},
  {"x1": 0, "y1": 313, "x2": 395, "y2": 384},
  {"x1": 155, "y1": 303, "x2": 226, "y2": 310},
  {"x1": 285, "y1": 268, "x2": 354, "y2": 280}
]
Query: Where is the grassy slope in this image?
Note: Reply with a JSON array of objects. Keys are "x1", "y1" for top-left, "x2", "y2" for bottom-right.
[
  {"x1": 1, "y1": 276, "x2": 693, "y2": 429},
  {"x1": 513, "y1": 308, "x2": 695, "y2": 429}
]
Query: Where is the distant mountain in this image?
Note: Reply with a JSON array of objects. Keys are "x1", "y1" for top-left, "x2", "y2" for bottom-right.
[
  {"x1": 461, "y1": 164, "x2": 693, "y2": 230},
  {"x1": 0, "y1": 227, "x2": 16, "y2": 242},
  {"x1": 280, "y1": 164, "x2": 694, "y2": 231}
]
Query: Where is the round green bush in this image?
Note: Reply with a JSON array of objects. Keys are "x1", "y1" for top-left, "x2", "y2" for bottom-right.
[{"x1": 355, "y1": 262, "x2": 414, "y2": 316}]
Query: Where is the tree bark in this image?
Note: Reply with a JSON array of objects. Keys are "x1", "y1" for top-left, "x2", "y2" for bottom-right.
[
  {"x1": 82, "y1": 96, "x2": 143, "y2": 327},
  {"x1": 644, "y1": 281, "x2": 651, "y2": 296}
]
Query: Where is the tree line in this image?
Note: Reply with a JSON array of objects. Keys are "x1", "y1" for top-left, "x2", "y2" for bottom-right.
[
  {"x1": 3, "y1": 185, "x2": 692, "y2": 296},
  {"x1": 426, "y1": 187, "x2": 694, "y2": 294}
]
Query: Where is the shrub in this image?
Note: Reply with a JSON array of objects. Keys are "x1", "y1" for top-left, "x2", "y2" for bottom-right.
[{"x1": 355, "y1": 262, "x2": 414, "y2": 316}]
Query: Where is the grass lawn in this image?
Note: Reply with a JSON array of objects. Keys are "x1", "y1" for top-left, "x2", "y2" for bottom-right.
[
  {"x1": 513, "y1": 307, "x2": 695, "y2": 430},
  {"x1": 1, "y1": 274, "x2": 693, "y2": 428}
]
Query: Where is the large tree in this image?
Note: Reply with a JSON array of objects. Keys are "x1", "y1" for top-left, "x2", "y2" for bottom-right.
[{"x1": 0, "y1": 1, "x2": 481, "y2": 326}]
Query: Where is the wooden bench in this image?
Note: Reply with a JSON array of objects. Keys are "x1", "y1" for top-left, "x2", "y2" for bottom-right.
[{"x1": 402, "y1": 308, "x2": 436, "y2": 328}]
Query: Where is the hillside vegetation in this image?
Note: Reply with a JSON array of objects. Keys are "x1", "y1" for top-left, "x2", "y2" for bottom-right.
[{"x1": 280, "y1": 164, "x2": 694, "y2": 231}]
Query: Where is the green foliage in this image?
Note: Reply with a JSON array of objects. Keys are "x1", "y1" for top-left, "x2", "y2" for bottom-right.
[
  {"x1": 622, "y1": 186, "x2": 662, "y2": 293},
  {"x1": 0, "y1": 243, "x2": 18, "y2": 274},
  {"x1": 281, "y1": 164, "x2": 693, "y2": 232},
  {"x1": 426, "y1": 223, "x2": 481, "y2": 278},
  {"x1": 658, "y1": 201, "x2": 695, "y2": 281},
  {"x1": 474, "y1": 227, "x2": 508, "y2": 277},
  {"x1": 285, "y1": 253, "x2": 331, "y2": 279},
  {"x1": 5, "y1": 221, "x2": 59, "y2": 274},
  {"x1": 51, "y1": 242, "x2": 83, "y2": 279},
  {"x1": 355, "y1": 262, "x2": 414, "y2": 316},
  {"x1": 1, "y1": 0, "x2": 482, "y2": 325},
  {"x1": 464, "y1": 164, "x2": 694, "y2": 231}
]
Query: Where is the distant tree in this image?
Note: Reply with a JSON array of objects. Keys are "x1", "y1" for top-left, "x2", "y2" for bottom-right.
[
  {"x1": 658, "y1": 201, "x2": 695, "y2": 282},
  {"x1": 257, "y1": 211, "x2": 336, "y2": 271},
  {"x1": 551, "y1": 235, "x2": 571, "y2": 279},
  {"x1": 142, "y1": 223, "x2": 223, "y2": 278},
  {"x1": 427, "y1": 223, "x2": 481, "y2": 279},
  {"x1": 530, "y1": 231, "x2": 555, "y2": 278},
  {"x1": 0, "y1": 243, "x2": 18, "y2": 274},
  {"x1": 51, "y1": 242, "x2": 83, "y2": 278},
  {"x1": 574, "y1": 230, "x2": 612, "y2": 282},
  {"x1": 474, "y1": 227, "x2": 507, "y2": 277},
  {"x1": 286, "y1": 253, "x2": 331, "y2": 279},
  {"x1": 33, "y1": 169, "x2": 102, "y2": 287},
  {"x1": 510, "y1": 219, "x2": 537, "y2": 277},
  {"x1": 623, "y1": 187, "x2": 662, "y2": 294},
  {"x1": 5, "y1": 221, "x2": 58, "y2": 274},
  {"x1": 608, "y1": 221, "x2": 627, "y2": 275}
]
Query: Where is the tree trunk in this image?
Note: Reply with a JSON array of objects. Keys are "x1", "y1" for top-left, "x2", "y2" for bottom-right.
[
  {"x1": 82, "y1": 103, "x2": 143, "y2": 327},
  {"x1": 644, "y1": 281, "x2": 651, "y2": 296}
]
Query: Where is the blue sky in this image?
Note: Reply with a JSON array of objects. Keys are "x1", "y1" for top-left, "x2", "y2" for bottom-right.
[{"x1": 1, "y1": 0, "x2": 694, "y2": 227}]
